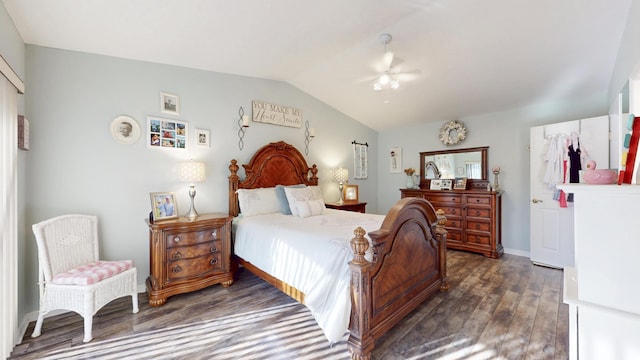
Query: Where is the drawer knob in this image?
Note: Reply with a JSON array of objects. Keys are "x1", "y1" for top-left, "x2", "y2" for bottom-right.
[
  {"x1": 476, "y1": 199, "x2": 480, "y2": 202},
  {"x1": 475, "y1": 224, "x2": 481, "y2": 229},
  {"x1": 211, "y1": 230, "x2": 217, "y2": 237},
  {"x1": 210, "y1": 246, "x2": 218, "y2": 253},
  {"x1": 172, "y1": 265, "x2": 182, "y2": 273},
  {"x1": 172, "y1": 251, "x2": 183, "y2": 259},
  {"x1": 210, "y1": 258, "x2": 218, "y2": 265},
  {"x1": 475, "y1": 210, "x2": 481, "y2": 216},
  {"x1": 173, "y1": 237, "x2": 180, "y2": 243}
]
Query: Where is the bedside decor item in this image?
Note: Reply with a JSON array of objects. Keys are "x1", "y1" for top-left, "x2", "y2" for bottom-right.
[
  {"x1": 160, "y1": 91, "x2": 179, "y2": 115},
  {"x1": 18, "y1": 115, "x2": 29, "y2": 150},
  {"x1": 179, "y1": 161, "x2": 206, "y2": 220},
  {"x1": 439, "y1": 120, "x2": 467, "y2": 146},
  {"x1": 195, "y1": 129, "x2": 210, "y2": 147},
  {"x1": 304, "y1": 120, "x2": 316, "y2": 155},
  {"x1": 110, "y1": 115, "x2": 140, "y2": 145},
  {"x1": 352, "y1": 140, "x2": 368, "y2": 179},
  {"x1": 150, "y1": 192, "x2": 178, "y2": 221},
  {"x1": 333, "y1": 168, "x2": 349, "y2": 204},
  {"x1": 147, "y1": 116, "x2": 187, "y2": 149},
  {"x1": 237, "y1": 106, "x2": 249, "y2": 150},
  {"x1": 343, "y1": 184, "x2": 359, "y2": 202},
  {"x1": 492, "y1": 166, "x2": 501, "y2": 191}
]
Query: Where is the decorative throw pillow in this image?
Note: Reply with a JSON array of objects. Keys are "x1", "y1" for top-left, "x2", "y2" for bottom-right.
[
  {"x1": 236, "y1": 187, "x2": 280, "y2": 216},
  {"x1": 275, "y1": 184, "x2": 306, "y2": 215},
  {"x1": 296, "y1": 199, "x2": 325, "y2": 218},
  {"x1": 284, "y1": 186, "x2": 325, "y2": 217}
]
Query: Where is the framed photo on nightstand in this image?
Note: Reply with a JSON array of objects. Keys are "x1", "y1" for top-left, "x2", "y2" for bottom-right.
[{"x1": 344, "y1": 184, "x2": 359, "y2": 202}]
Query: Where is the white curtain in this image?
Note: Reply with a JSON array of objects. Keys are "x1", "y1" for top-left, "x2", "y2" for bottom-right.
[{"x1": 0, "y1": 74, "x2": 19, "y2": 359}]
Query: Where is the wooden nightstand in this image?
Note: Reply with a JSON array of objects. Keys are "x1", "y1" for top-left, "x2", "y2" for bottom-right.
[
  {"x1": 146, "y1": 213, "x2": 233, "y2": 306},
  {"x1": 325, "y1": 201, "x2": 367, "y2": 213}
]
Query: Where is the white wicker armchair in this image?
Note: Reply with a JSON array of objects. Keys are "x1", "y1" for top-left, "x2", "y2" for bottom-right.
[{"x1": 31, "y1": 214, "x2": 139, "y2": 343}]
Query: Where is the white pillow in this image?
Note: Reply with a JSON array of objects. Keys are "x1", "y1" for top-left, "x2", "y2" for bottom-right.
[
  {"x1": 296, "y1": 199, "x2": 325, "y2": 218},
  {"x1": 236, "y1": 187, "x2": 280, "y2": 216},
  {"x1": 284, "y1": 186, "x2": 325, "y2": 217}
]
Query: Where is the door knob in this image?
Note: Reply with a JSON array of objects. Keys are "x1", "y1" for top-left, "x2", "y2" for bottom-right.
[{"x1": 532, "y1": 199, "x2": 543, "y2": 203}]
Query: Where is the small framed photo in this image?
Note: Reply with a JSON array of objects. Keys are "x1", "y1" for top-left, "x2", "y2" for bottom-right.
[
  {"x1": 195, "y1": 128, "x2": 210, "y2": 147},
  {"x1": 160, "y1": 91, "x2": 180, "y2": 115},
  {"x1": 454, "y1": 178, "x2": 467, "y2": 190},
  {"x1": 150, "y1": 192, "x2": 178, "y2": 221},
  {"x1": 343, "y1": 184, "x2": 359, "y2": 202},
  {"x1": 441, "y1": 179, "x2": 453, "y2": 190},
  {"x1": 147, "y1": 116, "x2": 187, "y2": 149},
  {"x1": 430, "y1": 179, "x2": 442, "y2": 190},
  {"x1": 110, "y1": 115, "x2": 141, "y2": 144}
]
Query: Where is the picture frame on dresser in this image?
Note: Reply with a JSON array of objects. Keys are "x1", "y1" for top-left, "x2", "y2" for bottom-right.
[
  {"x1": 430, "y1": 179, "x2": 443, "y2": 190},
  {"x1": 454, "y1": 178, "x2": 467, "y2": 190},
  {"x1": 441, "y1": 179, "x2": 453, "y2": 190},
  {"x1": 150, "y1": 192, "x2": 178, "y2": 220},
  {"x1": 344, "y1": 184, "x2": 359, "y2": 202}
]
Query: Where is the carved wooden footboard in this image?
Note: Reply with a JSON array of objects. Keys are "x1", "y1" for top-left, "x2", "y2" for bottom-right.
[
  {"x1": 348, "y1": 198, "x2": 448, "y2": 359},
  {"x1": 229, "y1": 141, "x2": 448, "y2": 360}
]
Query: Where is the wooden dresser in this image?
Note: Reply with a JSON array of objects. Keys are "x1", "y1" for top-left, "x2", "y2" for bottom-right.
[
  {"x1": 146, "y1": 213, "x2": 233, "y2": 306},
  {"x1": 401, "y1": 188, "x2": 503, "y2": 258}
]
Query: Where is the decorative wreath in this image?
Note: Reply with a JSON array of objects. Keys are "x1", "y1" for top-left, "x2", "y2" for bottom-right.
[{"x1": 439, "y1": 120, "x2": 467, "y2": 146}]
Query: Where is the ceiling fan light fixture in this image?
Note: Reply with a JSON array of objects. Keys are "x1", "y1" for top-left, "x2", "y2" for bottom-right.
[
  {"x1": 390, "y1": 79, "x2": 399, "y2": 89},
  {"x1": 373, "y1": 82, "x2": 382, "y2": 91},
  {"x1": 379, "y1": 73, "x2": 390, "y2": 85}
]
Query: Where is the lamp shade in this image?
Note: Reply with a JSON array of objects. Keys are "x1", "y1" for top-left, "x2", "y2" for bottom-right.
[
  {"x1": 178, "y1": 161, "x2": 206, "y2": 183},
  {"x1": 333, "y1": 168, "x2": 349, "y2": 183}
]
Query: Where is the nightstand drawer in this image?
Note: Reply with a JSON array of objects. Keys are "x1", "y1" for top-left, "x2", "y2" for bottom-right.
[
  {"x1": 166, "y1": 227, "x2": 222, "y2": 247},
  {"x1": 167, "y1": 253, "x2": 222, "y2": 281},
  {"x1": 168, "y1": 240, "x2": 222, "y2": 260}
]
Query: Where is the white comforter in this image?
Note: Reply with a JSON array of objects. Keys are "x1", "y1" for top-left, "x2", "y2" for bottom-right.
[{"x1": 233, "y1": 209, "x2": 385, "y2": 343}]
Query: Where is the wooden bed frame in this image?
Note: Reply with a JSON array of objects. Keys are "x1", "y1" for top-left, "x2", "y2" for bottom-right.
[{"x1": 228, "y1": 141, "x2": 449, "y2": 360}]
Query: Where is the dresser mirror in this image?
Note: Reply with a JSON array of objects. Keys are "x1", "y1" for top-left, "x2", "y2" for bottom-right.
[{"x1": 419, "y1": 146, "x2": 489, "y2": 189}]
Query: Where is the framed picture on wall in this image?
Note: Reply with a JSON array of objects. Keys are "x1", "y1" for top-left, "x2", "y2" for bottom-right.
[
  {"x1": 109, "y1": 115, "x2": 141, "y2": 145},
  {"x1": 147, "y1": 116, "x2": 187, "y2": 149},
  {"x1": 160, "y1": 92, "x2": 180, "y2": 116},
  {"x1": 390, "y1": 147, "x2": 402, "y2": 173},
  {"x1": 195, "y1": 128, "x2": 210, "y2": 147},
  {"x1": 150, "y1": 192, "x2": 178, "y2": 221}
]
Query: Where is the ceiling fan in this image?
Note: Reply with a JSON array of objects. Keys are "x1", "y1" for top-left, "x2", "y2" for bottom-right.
[{"x1": 373, "y1": 33, "x2": 400, "y2": 92}]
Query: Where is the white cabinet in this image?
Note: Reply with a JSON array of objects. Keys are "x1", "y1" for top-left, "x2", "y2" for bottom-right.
[{"x1": 558, "y1": 184, "x2": 640, "y2": 360}]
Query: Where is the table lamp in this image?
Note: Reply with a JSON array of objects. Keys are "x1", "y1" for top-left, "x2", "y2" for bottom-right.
[
  {"x1": 333, "y1": 168, "x2": 349, "y2": 204},
  {"x1": 178, "y1": 160, "x2": 206, "y2": 219}
]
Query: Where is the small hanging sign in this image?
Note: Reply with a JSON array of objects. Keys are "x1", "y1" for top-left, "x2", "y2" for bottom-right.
[{"x1": 252, "y1": 100, "x2": 302, "y2": 128}]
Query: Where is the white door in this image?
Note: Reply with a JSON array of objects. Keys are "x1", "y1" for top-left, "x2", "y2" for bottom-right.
[{"x1": 529, "y1": 116, "x2": 609, "y2": 268}]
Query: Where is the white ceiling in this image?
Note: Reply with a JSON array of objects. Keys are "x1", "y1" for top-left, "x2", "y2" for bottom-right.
[{"x1": 2, "y1": 0, "x2": 632, "y2": 131}]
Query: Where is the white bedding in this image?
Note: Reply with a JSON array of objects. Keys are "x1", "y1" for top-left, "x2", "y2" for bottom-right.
[{"x1": 233, "y1": 208, "x2": 385, "y2": 343}]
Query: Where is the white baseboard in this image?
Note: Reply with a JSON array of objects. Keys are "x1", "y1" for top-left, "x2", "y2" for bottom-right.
[{"x1": 503, "y1": 247, "x2": 530, "y2": 258}]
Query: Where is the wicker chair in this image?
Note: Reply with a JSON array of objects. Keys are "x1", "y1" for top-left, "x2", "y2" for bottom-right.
[{"x1": 31, "y1": 214, "x2": 139, "y2": 343}]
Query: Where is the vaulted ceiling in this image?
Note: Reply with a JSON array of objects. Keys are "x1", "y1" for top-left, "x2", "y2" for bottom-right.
[{"x1": 2, "y1": 0, "x2": 632, "y2": 130}]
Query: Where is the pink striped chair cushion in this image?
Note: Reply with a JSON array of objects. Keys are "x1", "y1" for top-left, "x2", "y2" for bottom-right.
[{"x1": 51, "y1": 260, "x2": 133, "y2": 286}]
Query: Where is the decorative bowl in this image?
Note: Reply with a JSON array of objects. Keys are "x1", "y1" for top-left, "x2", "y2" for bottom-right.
[{"x1": 582, "y1": 169, "x2": 617, "y2": 184}]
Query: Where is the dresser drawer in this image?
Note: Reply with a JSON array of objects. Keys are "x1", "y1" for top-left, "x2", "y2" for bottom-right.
[
  {"x1": 465, "y1": 207, "x2": 491, "y2": 219},
  {"x1": 466, "y1": 220, "x2": 491, "y2": 232},
  {"x1": 167, "y1": 252, "x2": 223, "y2": 281},
  {"x1": 466, "y1": 195, "x2": 491, "y2": 205},
  {"x1": 467, "y1": 232, "x2": 490, "y2": 245},
  {"x1": 167, "y1": 240, "x2": 222, "y2": 260},
  {"x1": 424, "y1": 194, "x2": 462, "y2": 204},
  {"x1": 435, "y1": 205, "x2": 462, "y2": 218},
  {"x1": 166, "y1": 227, "x2": 223, "y2": 247},
  {"x1": 445, "y1": 229, "x2": 462, "y2": 242},
  {"x1": 446, "y1": 218, "x2": 462, "y2": 229}
]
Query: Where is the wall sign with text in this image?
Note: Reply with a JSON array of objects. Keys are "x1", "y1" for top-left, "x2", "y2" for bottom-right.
[{"x1": 252, "y1": 100, "x2": 302, "y2": 128}]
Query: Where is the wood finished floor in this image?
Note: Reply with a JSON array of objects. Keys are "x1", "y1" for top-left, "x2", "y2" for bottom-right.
[{"x1": 10, "y1": 251, "x2": 568, "y2": 359}]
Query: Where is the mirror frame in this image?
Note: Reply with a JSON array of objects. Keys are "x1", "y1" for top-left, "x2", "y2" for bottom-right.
[{"x1": 419, "y1": 146, "x2": 489, "y2": 190}]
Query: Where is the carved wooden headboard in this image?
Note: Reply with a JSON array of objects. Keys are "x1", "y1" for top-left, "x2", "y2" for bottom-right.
[{"x1": 228, "y1": 141, "x2": 318, "y2": 216}]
